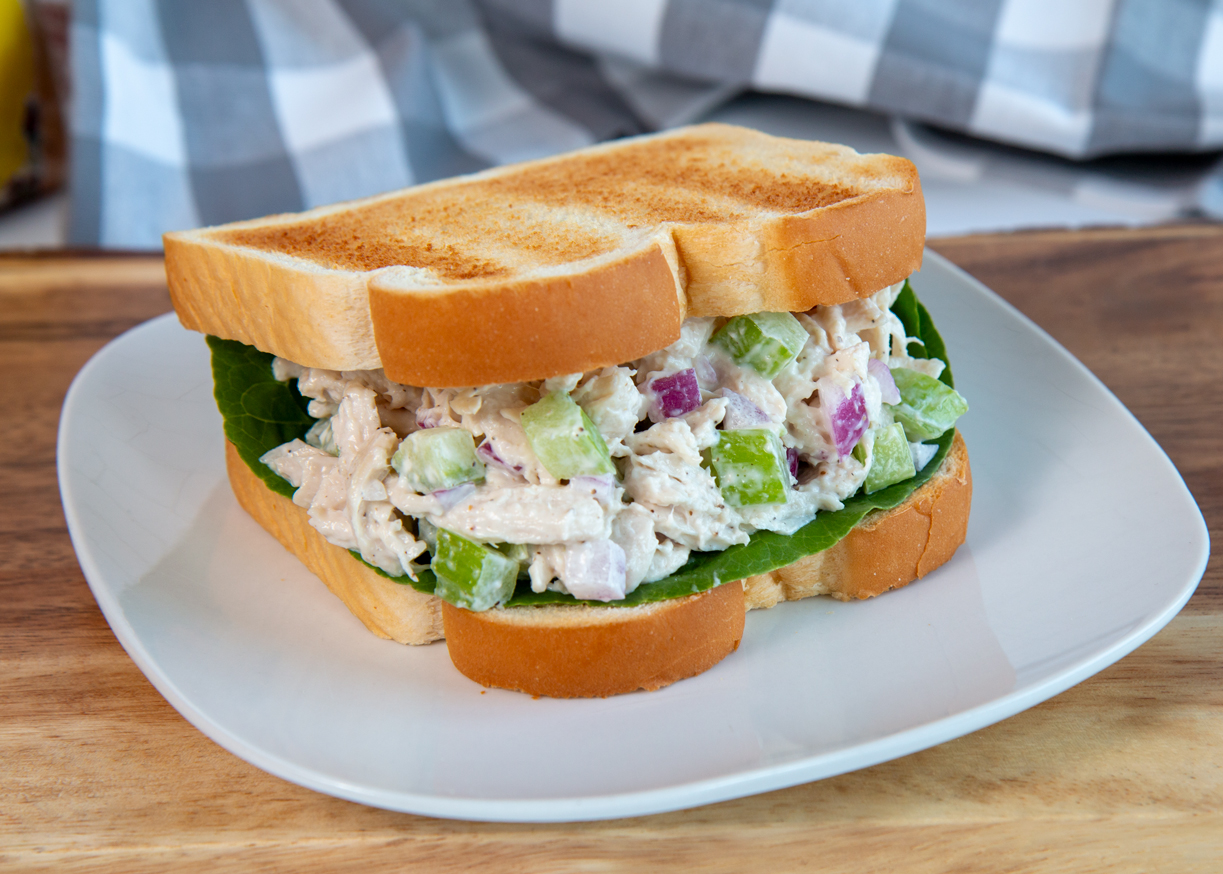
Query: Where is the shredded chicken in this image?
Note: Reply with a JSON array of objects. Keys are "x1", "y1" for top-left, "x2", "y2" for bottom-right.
[
  {"x1": 261, "y1": 388, "x2": 428, "y2": 578},
  {"x1": 262, "y1": 282, "x2": 932, "y2": 599}
]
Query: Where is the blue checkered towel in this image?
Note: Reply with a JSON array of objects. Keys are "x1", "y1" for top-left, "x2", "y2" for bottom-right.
[{"x1": 69, "y1": 0, "x2": 1223, "y2": 248}]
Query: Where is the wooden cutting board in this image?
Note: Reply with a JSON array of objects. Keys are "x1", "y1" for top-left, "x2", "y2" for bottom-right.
[{"x1": 2, "y1": 227, "x2": 1220, "y2": 873}]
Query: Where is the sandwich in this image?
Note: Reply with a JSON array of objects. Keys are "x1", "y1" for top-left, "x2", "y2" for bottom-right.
[{"x1": 164, "y1": 123, "x2": 971, "y2": 698}]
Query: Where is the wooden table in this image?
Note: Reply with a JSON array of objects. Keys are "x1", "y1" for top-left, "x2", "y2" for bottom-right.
[{"x1": 3, "y1": 228, "x2": 1220, "y2": 872}]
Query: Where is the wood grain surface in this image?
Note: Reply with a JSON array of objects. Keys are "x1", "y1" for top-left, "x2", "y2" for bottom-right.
[{"x1": 2, "y1": 229, "x2": 1220, "y2": 872}]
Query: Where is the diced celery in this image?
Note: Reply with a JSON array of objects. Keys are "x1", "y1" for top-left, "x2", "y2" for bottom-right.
[
  {"x1": 712, "y1": 311, "x2": 808, "y2": 378},
  {"x1": 498, "y1": 542, "x2": 532, "y2": 568},
  {"x1": 890, "y1": 368, "x2": 969, "y2": 442},
  {"x1": 431, "y1": 528, "x2": 518, "y2": 611},
  {"x1": 498, "y1": 540, "x2": 533, "y2": 574},
  {"x1": 865, "y1": 423, "x2": 917, "y2": 494},
  {"x1": 392, "y1": 427, "x2": 484, "y2": 493},
  {"x1": 852, "y1": 435, "x2": 869, "y2": 465},
  {"x1": 520, "y1": 391, "x2": 614, "y2": 479},
  {"x1": 709, "y1": 429, "x2": 789, "y2": 506}
]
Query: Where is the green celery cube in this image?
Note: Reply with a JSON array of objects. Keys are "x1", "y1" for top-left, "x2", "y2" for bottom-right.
[
  {"x1": 709, "y1": 429, "x2": 789, "y2": 506},
  {"x1": 392, "y1": 427, "x2": 484, "y2": 493},
  {"x1": 890, "y1": 368, "x2": 968, "y2": 442},
  {"x1": 852, "y1": 436, "x2": 868, "y2": 465},
  {"x1": 520, "y1": 391, "x2": 614, "y2": 479},
  {"x1": 432, "y1": 528, "x2": 519, "y2": 611},
  {"x1": 712, "y1": 311, "x2": 808, "y2": 378},
  {"x1": 865, "y1": 423, "x2": 917, "y2": 494}
]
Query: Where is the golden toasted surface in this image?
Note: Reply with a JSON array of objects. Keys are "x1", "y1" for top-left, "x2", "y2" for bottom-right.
[
  {"x1": 221, "y1": 200, "x2": 615, "y2": 279},
  {"x1": 215, "y1": 126, "x2": 907, "y2": 279},
  {"x1": 167, "y1": 123, "x2": 924, "y2": 382}
]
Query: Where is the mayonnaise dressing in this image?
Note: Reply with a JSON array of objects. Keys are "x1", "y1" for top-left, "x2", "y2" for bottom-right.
[{"x1": 261, "y1": 282, "x2": 933, "y2": 599}]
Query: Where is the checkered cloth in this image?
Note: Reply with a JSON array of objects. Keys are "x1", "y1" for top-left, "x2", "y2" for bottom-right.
[{"x1": 69, "y1": 0, "x2": 1223, "y2": 248}]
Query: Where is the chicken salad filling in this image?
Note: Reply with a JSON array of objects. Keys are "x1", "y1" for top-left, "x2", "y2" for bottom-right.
[{"x1": 257, "y1": 280, "x2": 967, "y2": 609}]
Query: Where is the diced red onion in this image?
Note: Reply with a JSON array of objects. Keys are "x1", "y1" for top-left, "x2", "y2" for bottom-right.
[
  {"x1": 720, "y1": 388, "x2": 771, "y2": 429},
  {"x1": 432, "y1": 482, "x2": 476, "y2": 512},
  {"x1": 869, "y1": 358, "x2": 900, "y2": 405},
  {"x1": 786, "y1": 447, "x2": 799, "y2": 481},
  {"x1": 694, "y1": 355, "x2": 718, "y2": 388},
  {"x1": 818, "y1": 379, "x2": 868, "y2": 458},
  {"x1": 477, "y1": 438, "x2": 524, "y2": 474},
  {"x1": 562, "y1": 540, "x2": 627, "y2": 602},
  {"x1": 647, "y1": 368, "x2": 701, "y2": 422},
  {"x1": 415, "y1": 407, "x2": 444, "y2": 429},
  {"x1": 570, "y1": 473, "x2": 615, "y2": 505},
  {"x1": 475, "y1": 439, "x2": 501, "y2": 465}
]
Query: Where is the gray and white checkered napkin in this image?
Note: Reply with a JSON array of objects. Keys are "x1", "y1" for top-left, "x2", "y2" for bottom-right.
[{"x1": 69, "y1": 0, "x2": 1223, "y2": 248}]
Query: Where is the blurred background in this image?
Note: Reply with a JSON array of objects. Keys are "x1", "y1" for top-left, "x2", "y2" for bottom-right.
[{"x1": 2, "y1": 0, "x2": 1222, "y2": 249}]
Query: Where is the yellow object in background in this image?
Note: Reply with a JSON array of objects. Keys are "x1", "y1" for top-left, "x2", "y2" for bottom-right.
[{"x1": 0, "y1": 0, "x2": 34, "y2": 188}]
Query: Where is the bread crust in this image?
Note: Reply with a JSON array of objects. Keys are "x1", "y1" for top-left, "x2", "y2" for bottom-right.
[
  {"x1": 441, "y1": 582, "x2": 745, "y2": 698},
  {"x1": 166, "y1": 124, "x2": 924, "y2": 386},
  {"x1": 369, "y1": 236, "x2": 685, "y2": 388},
  {"x1": 679, "y1": 178, "x2": 925, "y2": 318},
  {"x1": 167, "y1": 234, "x2": 382, "y2": 372},
  {"x1": 765, "y1": 179, "x2": 926, "y2": 312}
]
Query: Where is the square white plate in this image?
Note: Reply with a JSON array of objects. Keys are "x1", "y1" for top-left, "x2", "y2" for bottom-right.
[{"x1": 58, "y1": 251, "x2": 1209, "y2": 822}]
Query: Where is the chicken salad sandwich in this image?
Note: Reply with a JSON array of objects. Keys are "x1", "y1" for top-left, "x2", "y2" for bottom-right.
[{"x1": 166, "y1": 123, "x2": 970, "y2": 698}]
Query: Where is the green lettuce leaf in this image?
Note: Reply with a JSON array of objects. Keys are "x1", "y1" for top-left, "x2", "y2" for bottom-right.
[
  {"x1": 892, "y1": 280, "x2": 954, "y2": 388},
  {"x1": 208, "y1": 280, "x2": 959, "y2": 606},
  {"x1": 207, "y1": 336, "x2": 314, "y2": 499}
]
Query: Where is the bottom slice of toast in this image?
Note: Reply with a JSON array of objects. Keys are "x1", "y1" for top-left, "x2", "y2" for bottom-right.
[{"x1": 225, "y1": 431, "x2": 971, "y2": 643}]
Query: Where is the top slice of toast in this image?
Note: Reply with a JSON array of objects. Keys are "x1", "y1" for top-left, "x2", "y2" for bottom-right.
[{"x1": 165, "y1": 123, "x2": 924, "y2": 387}]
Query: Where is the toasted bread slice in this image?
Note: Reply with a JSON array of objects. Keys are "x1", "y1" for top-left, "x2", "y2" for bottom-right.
[
  {"x1": 167, "y1": 124, "x2": 923, "y2": 387},
  {"x1": 441, "y1": 583, "x2": 746, "y2": 698},
  {"x1": 224, "y1": 432, "x2": 969, "y2": 695}
]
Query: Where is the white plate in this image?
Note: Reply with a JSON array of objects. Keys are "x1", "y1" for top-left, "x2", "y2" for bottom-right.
[{"x1": 58, "y1": 251, "x2": 1209, "y2": 822}]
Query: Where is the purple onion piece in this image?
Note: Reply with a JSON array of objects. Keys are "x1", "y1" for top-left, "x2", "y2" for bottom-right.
[
  {"x1": 647, "y1": 368, "x2": 701, "y2": 422},
  {"x1": 869, "y1": 358, "x2": 900, "y2": 405},
  {"x1": 570, "y1": 473, "x2": 615, "y2": 505},
  {"x1": 432, "y1": 482, "x2": 476, "y2": 512},
  {"x1": 476, "y1": 438, "x2": 523, "y2": 473},
  {"x1": 562, "y1": 540, "x2": 628, "y2": 602},
  {"x1": 786, "y1": 447, "x2": 799, "y2": 481},
  {"x1": 475, "y1": 439, "x2": 502, "y2": 465},
  {"x1": 720, "y1": 388, "x2": 771, "y2": 429},
  {"x1": 415, "y1": 407, "x2": 443, "y2": 429},
  {"x1": 694, "y1": 355, "x2": 718, "y2": 388},
  {"x1": 819, "y1": 379, "x2": 869, "y2": 458}
]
